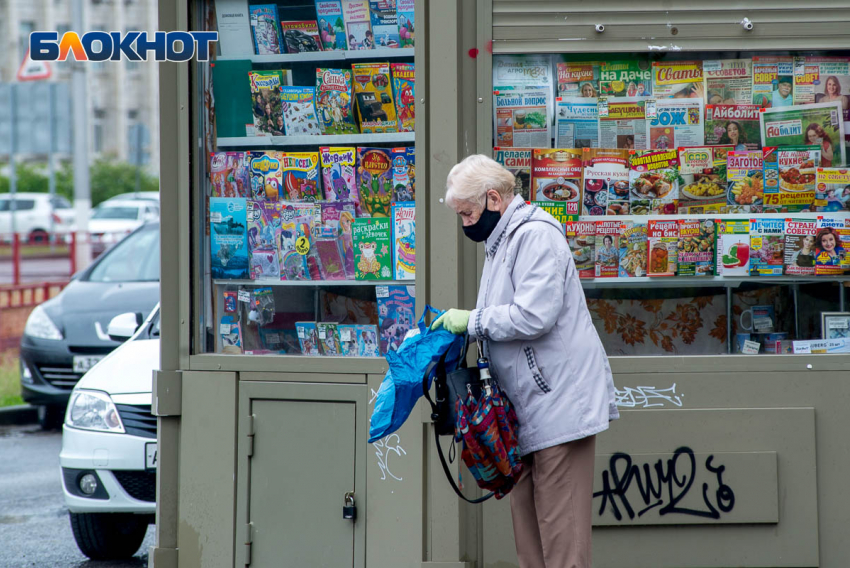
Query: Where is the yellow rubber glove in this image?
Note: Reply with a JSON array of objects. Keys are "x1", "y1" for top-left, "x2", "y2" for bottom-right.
[{"x1": 430, "y1": 309, "x2": 471, "y2": 334}]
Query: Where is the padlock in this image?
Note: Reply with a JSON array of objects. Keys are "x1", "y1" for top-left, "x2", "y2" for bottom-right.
[{"x1": 343, "y1": 491, "x2": 357, "y2": 520}]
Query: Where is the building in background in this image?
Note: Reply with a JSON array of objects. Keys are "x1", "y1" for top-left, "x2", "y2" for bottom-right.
[{"x1": 0, "y1": 0, "x2": 160, "y2": 173}]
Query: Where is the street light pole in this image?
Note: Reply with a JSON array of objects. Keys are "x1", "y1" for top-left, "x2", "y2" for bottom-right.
[{"x1": 71, "y1": 0, "x2": 91, "y2": 271}]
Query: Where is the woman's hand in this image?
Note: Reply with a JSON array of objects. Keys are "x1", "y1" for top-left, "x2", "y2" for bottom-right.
[{"x1": 430, "y1": 309, "x2": 470, "y2": 334}]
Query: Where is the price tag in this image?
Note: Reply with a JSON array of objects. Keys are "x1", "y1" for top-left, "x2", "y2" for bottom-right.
[
  {"x1": 295, "y1": 236, "x2": 311, "y2": 255},
  {"x1": 238, "y1": 290, "x2": 251, "y2": 303},
  {"x1": 828, "y1": 317, "x2": 850, "y2": 329},
  {"x1": 376, "y1": 286, "x2": 390, "y2": 298},
  {"x1": 245, "y1": 124, "x2": 256, "y2": 137},
  {"x1": 340, "y1": 328, "x2": 352, "y2": 341},
  {"x1": 793, "y1": 340, "x2": 812, "y2": 354},
  {"x1": 597, "y1": 97, "x2": 609, "y2": 117},
  {"x1": 318, "y1": 327, "x2": 327, "y2": 339},
  {"x1": 742, "y1": 340, "x2": 760, "y2": 355},
  {"x1": 753, "y1": 317, "x2": 774, "y2": 332},
  {"x1": 210, "y1": 211, "x2": 223, "y2": 223},
  {"x1": 297, "y1": 327, "x2": 306, "y2": 339},
  {"x1": 645, "y1": 99, "x2": 657, "y2": 119},
  {"x1": 220, "y1": 323, "x2": 232, "y2": 335}
]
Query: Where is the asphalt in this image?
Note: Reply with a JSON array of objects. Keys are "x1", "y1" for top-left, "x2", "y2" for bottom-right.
[{"x1": 0, "y1": 424, "x2": 154, "y2": 567}]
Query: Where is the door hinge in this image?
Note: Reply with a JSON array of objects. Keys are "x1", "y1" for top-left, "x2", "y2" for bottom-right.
[
  {"x1": 243, "y1": 522, "x2": 253, "y2": 566},
  {"x1": 247, "y1": 413, "x2": 255, "y2": 457}
]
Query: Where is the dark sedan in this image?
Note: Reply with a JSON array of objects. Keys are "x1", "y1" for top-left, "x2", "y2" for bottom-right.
[{"x1": 20, "y1": 223, "x2": 160, "y2": 428}]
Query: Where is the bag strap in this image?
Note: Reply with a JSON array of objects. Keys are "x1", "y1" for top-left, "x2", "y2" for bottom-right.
[{"x1": 432, "y1": 421, "x2": 495, "y2": 504}]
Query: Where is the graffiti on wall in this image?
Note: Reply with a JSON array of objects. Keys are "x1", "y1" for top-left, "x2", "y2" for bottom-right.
[{"x1": 615, "y1": 384, "x2": 684, "y2": 408}]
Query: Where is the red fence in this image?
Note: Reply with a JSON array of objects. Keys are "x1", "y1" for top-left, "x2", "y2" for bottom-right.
[{"x1": 0, "y1": 281, "x2": 68, "y2": 351}]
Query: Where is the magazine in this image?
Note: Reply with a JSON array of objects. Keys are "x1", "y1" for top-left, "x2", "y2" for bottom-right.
[
  {"x1": 390, "y1": 62, "x2": 415, "y2": 132},
  {"x1": 248, "y1": 151, "x2": 283, "y2": 201},
  {"x1": 342, "y1": 0, "x2": 374, "y2": 50},
  {"x1": 352, "y1": 217, "x2": 392, "y2": 279},
  {"x1": 278, "y1": 204, "x2": 310, "y2": 281},
  {"x1": 597, "y1": 97, "x2": 647, "y2": 150},
  {"x1": 210, "y1": 152, "x2": 243, "y2": 198},
  {"x1": 628, "y1": 149, "x2": 680, "y2": 215},
  {"x1": 749, "y1": 218, "x2": 785, "y2": 276},
  {"x1": 320, "y1": 147, "x2": 358, "y2": 204},
  {"x1": 555, "y1": 97, "x2": 599, "y2": 149},
  {"x1": 618, "y1": 222, "x2": 648, "y2": 277},
  {"x1": 377, "y1": 285, "x2": 415, "y2": 353},
  {"x1": 320, "y1": 201, "x2": 356, "y2": 231},
  {"x1": 581, "y1": 148, "x2": 630, "y2": 216},
  {"x1": 390, "y1": 147, "x2": 415, "y2": 202},
  {"x1": 355, "y1": 324, "x2": 380, "y2": 357},
  {"x1": 677, "y1": 219, "x2": 715, "y2": 277},
  {"x1": 651, "y1": 60, "x2": 704, "y2": 99},
  {"x1": 315, "y1": 68, "x2": 359, "y2": 135},
  {"x1": 759, "y1": 102, "x2": 845, "y2": 166},
  {"x1": 595, "y1": 220, "x2": 620, "y2": 277},
  {"x1": 357, "y1": 147, "x2": 393, "y2": 217},
  {"x1": 247, "y1": 200, "x2": 280, "y2": 280},
  {"x1": 647, "y1": 220, "x2": 678, "y2": 277},
  {"x1": 703, "y1": 59, "x2": 753, "y2": 104},
  {"x1": 792, "y1": 56, "x2": 850, "y2": 133},
  {"x1": 280, "y1": 21, "x2": 323, "y2": 53},
  {"x1": 599, "y1": 60, "x2": 652, "y2": 97},
  {"x1": 556, "y1": 61, "x2": 600, "y2": 98},
  {"x1": 762, "y1": 146, "x2": 820, "y2": 212},
  {"x1": 678, "y1": 146, "x2": 732, "y2": 214},
  {"x1": 815, "y1": 216, "x2": 850, "y2": 275},
  {"x1": 316, "y1": 322, "x2": 343, "y2": 356},
  {"x1": 531, "y1": 202, "x2": 575, "y2": 228},
  {"x1": 249, "y1": 71, "x2": 286, "y2": 136},
  {"x1": 315, "y1": 238, "x2": 347, "y2": 280},
  {"x1": 352, "y1": 62, "x2": 398, "y2": 133},
  {"x1": 314, "y1": 0, "x2": 348, "y2": 50},
  {"x1": 295, "y1": 203, "x2": 324, "y2": 280},
  {"x1": 281, "y1": 152, "x2": 321, "y2": 202},
  {"x1": 369, "y1": 0, "x2": 400, "y2": 48},
  {"x1": 531, "y1": 149, "x2": 583, "y2": 216},
  {"x1": 752, "y1": 56, "x2": 794, "y2": 108},
  {"x1": 220, "y1": 315, "x2": 242, "y2": 354},
  {"x1": 210, "y1": 197, "x2": 249, "y2": 279},
  {"x1": 279, "y1": 86, "x2": 321, "y2": 136},
  {"x1": 564, "y1": 220, "x2": 596, "y2": 279},
  {"x1": 391, "y1": 202, "x2": 415, "y2": 280},
  {"x1": 492, "y1": 54, "x2": 555, "y2": 123},
  {"x1": 784, "y1": 218, "x2": 817, "y2": 276},
  {"x1": 295, "y1": 322, "x2": 322, "y2": 356},
  {"x1": 494, "y1": 90, "x2": 551, "y2": 148},
  {"x1": 715, "y1": 219, "x2": 751, "y2": 276},
  {"x1": 726, "y1": 150, "x2": 764, "y2": 213},
  {"x1": 705, "y1": 105, "x2": 760, "y2": 150},
  {"x1": 494, "y1": 147, "x2": 532, "y2": 201},
  {"x1": 337, "y1": 324, "x2": 358, "y2": 356},
  {"x1": 396, "y1": 0, "x2": 414, "y2": 47},
  {"x1": 815, "y1": 167, "x2": 850, "y2": 211},
  {"x1": 647, "y1": 99, "x2": 705, "y2": 150},
  {"x1": 338, "y1": 207, "x2": 357, "y2": 278},
  {"x1": 249, "y1": 4, "x2": 282, "y2": 55}
]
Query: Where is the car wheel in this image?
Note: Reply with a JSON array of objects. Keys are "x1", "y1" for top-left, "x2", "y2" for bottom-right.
[
  {"x1": 69, "y1": 512, "x2": 149, "y2": 560},
  {"x1": 37, "y1": 405, "x2": 64, "y2": 430},
  {"x1": 28, "y1": 229, "x2": 49, "y2": 244}
]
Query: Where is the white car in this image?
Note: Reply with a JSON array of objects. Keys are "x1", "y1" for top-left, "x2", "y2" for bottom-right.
[
  {"x1": 60, "y1": 306, "x2": 159, "y2": 560},
  {"x1": 0, "y1": 193, "x2": 75, "y2": 242},
  {"x1": 103, "y1": 192, "x2": 160, "y2": 204},
  {"x1": 88, "y1": 200, "x2": 160, "y2": 249}
]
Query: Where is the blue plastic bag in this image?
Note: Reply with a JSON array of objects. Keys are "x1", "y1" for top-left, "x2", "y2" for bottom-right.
[{"x1": 368, "y1": 306, "x2": 465, "y2": 443}]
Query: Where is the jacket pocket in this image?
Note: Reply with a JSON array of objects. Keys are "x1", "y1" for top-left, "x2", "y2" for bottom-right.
[{"x1": 523, "y1": 346, "x2": 551, "y2": 394}]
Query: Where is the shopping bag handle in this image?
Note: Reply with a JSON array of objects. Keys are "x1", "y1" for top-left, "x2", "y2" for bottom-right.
[{"x1": 417, "y1": 305, "x2": 444, "y2": 334}]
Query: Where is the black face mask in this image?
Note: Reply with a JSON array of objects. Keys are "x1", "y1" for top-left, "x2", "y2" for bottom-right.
[{"x1": 462, "y1": 206, "x2": 501, "y2": 242}]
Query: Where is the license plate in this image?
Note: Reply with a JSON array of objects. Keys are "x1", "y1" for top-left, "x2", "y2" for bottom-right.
[
  {"x1": 73, "y1": 355, "x2": 104, "y2": 373},
  {"x1": 145, "y1": 443, "x2": 158, "y2": 469}
]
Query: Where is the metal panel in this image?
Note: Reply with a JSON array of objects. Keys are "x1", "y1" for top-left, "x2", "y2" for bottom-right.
[{"x1": 190, "y1": 353, "x2": 388, "y2": 375}]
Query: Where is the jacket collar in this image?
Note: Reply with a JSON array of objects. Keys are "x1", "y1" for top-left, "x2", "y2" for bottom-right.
[{"x1": 485, "y1": 195, "x2": 527, "y2": 259}]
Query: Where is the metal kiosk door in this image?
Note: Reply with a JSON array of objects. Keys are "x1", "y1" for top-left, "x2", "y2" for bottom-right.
[{"x1": 237, "y1": 381, "x2": 367, "y2": 567}]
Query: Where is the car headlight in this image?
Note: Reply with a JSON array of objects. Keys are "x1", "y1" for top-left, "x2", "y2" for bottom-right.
[
  {"x1": 24, "y1": 305, "x2": 63, "y2": 340},
  {"x1": 65, "y1": 390, "x2": 125, "y2": 433}
]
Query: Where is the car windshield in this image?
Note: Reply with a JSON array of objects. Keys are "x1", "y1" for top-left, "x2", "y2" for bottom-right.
[
  {"x1": 91, "y1": 206, "x2": 140, "y2": 220},
  {"x1": 86, "y1": 225, "x2": 160, "y2": 282}
]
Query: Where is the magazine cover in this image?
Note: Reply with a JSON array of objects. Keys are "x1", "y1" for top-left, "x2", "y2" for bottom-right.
[
  {"x1": 396, "y1": 0, "x2": 414, "y2": 47},
  {"x1": 597, "y1": 97, "x2": 647, "y2": 150},
  {"x1": 677, "y1": 219, "x2": 715, "y2": 276},
  {"x1": 647, "y1": 220, "x2": 678, "y2": 277},
  {"x1": 678, "y1": 146, "x2": 732, "y2": 214},
  {"x1": 726, "y1": 150, "x2": 764, "y2": 213},
  {"x1": 581, "y1": 148, "x2": 630, "y2": 216},
  {"x1": 531, "y1": 149, "x2": 583, "y2": 216},
  {"x1": 750, "y1": 218, "x2": 785, "y2": 276},
  {"x1": 280, "y1": 21, "x2": 323, "y2": 53},
  {"x1": 249, "y1": 4, "x2": 282, "y2": 55},
  {"x1": 704, "y1": 59, "x2": 753, "y2": 104},
  {"x1": 295, "y1": 322, "x2": 322, "y2": 356},
  {"x1": 705, "y1": 105, "x2": 761, "y2": 150},
  {"x1": 355, "y1": 324, "x2": 380, "y2": 357},
  {"x1": 281, "y1": 152, "x2": 321, "y2": 202},
  {"x1": 391, "y1": 62, "x2": 415, "y2": 132},
  {"x1": 715, "y1": 219, "x2": 751, "y2": 276},
  {"x1": 294, "y1": 203, "x2": 323, "y2": 280},
  {"x1": 531, "y1": 202, "x2": 574, "y2": 228},
  {"x1": 219, "y1": 315, "x2": 243, "y2": 354},
  {"x1": 628, "y1": 149, "x2": 680, "y2": 215},
  {"x1": 815, "y1": 216, "x2": 850, "y2": 275},
  {"x1": 556, "y1": 61, "x2": 599, "y2": 98},
  {"x1": 595, "y1": 220, "x2": 620, "y2": 278},
  {"x1": 248, "y1": 151, "x2": 283, "y2": 201},
  {"x1": 555, "y1": 97, "x2": 599, "y2": 149},
  {"x1": 564, "y1": 220, "x2": 596, "y2": 279},
  {"x1": 315, "y1": 0, "x2": 348, "y2": 50},
  {"x1": 357, "y1": 147, "x2": 393, "y2": 217},
  {"x1": 210, "y1": 197, "x2": 249, "y2": 279},
  {"x1": 391, "y1": 202, "x2": 415, "y2": 280},
  {"x1": 618, "y1": 222, "x2": 648, "y2": 277},
  {"x1": 390, "y1": 147, "x2": 415, "y2": 202},
  {"x1": 647, "y1": 99, "x2": 705, "y2": 150},
  {"x1": 492, "y1": 54, "x2": 555, "y2": 121},
  {"x1": 339, "y1": 208, "x2": 357, "y2": 278},
  {"x1": 352, "y1": 62, "x2": 398, "y2": 133},
  {"x1": 752, "y1": 56, "x2": 794, "y2": 108},
  {"x1": 369, "y1": 0, "x2": 400, "y2": 48},
  {"x1": 760, "y1": 101, "x2": 845, "y2": 166},
  {"x1": 599, "y1": 60, "x2": 652, "y2": 97},
  {"x1": 342, "y1": 0, "x2": 373, "y2": 50},
  {"x1": 249, "y1": 71, "x2": 286, "y2": 136},
  {"x1": 337, "y1": 324, "x2": 358, "y2": 356},
  {"x1": 352, "y1": 217, "x2": 392, "y2": 279},
  {"x1": 317, "y1": 322, "x2": 343, "y2": 355},
  {"x1": 210, "y1": 152, "x2": 241, "y2": 198},
  {"x1": 315, "y1": 238, "x2": 347, "y2": 280},
  {"x1": 494, "y1": 90, "x2": 551, "y2": 148},
  {"x1": 247, "y1": 200, "x2": 280, "y2": 279},
  {"x1": 494, "y1": 147, "x2": 532, "y2": 201},
  {"x1": 793, "y1": 56, "x2": 850, "y2": 131},
  {"x1": 279, "y1": 86, "x2": 321, "y2": 136},
  {"x1": 762, "y1": 146, "x2": 820, "y2": 212},
  {"x1": 320, "y1": 200, "x2": 357, "y2": 230},
  {"x1": 377, "y1": 285, "x2": 415, "y2": 354},
  {"x1": 315, "y1": 68, "x2": 359, "y2": 135},
  {"x1": 784, "y1": 218, "x2": 817, "y2": 276},
  {"x1": 651, "y1": 60, "x2": 704, "y2": 99},
  {"x1": 234, "y1": 152, "x2": 252, "y2": 197},
  {"x1": 279, "y1": 203, "x2": 311, "y2": 281},
  {"x1": 320, "y1": 147, "x2": 358, "y2": 204},
  {"x1": 815, "y1": 167, "x2": 850, "y2": 211}
]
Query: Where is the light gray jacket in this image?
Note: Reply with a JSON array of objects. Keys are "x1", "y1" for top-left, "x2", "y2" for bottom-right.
[{"x1": 467, "y1": 195, "x2": 619, "y2": 455}]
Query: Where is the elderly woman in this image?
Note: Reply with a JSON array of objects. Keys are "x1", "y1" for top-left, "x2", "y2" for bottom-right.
[{"x1": 432, "y1": 154, "x2": 619, "y2": 568}]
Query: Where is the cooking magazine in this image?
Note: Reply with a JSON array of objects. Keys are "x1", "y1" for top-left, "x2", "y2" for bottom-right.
[
  {"x1": 762, "y1": 145, "x2": 820, "y2": 213},
  {"x1": 726, "y1": 150, "x2": 764, "y2": 213},
  {"x1": 678, "y1": 146, "x2": 732, "y2": 214},
  {"x1": 565, "y1": 220, "x2": 596, "y2": 278},
  {"x1": 531, "y1": 149, "x2": 583, "y2": 215},
  {"x1": 647, "y1": 220, "x2": 678, "y2": 277},
  {"x1": 556, "y1": 61, "x2": 600, "y2": 98},
  {"x1": 618, "y1": 222, "x2": 648, "y2": 277},
  {"x1": 714, "y1": 219, "x2": 751, "y2": 276},
  {"x1": 581, "y1": 148, "x2": 630, "y2": 216},
  {"x1": 815, "y1": 167, "x2": 850, "y2": 211},
  {"x1": 595, "y1": 220, "x2": 621, "y2": 277},
  {"x1": 677, "y1": 219, "x2": 715, "y2": 277},
  {"x1": 628, "y1": 149, "x2": 680, "y2": 215}
]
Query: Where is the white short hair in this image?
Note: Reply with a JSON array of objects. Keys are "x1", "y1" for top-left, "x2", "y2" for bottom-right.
[{"x1": 445, "y1": 154, "x2": 516, "y2": 209}]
